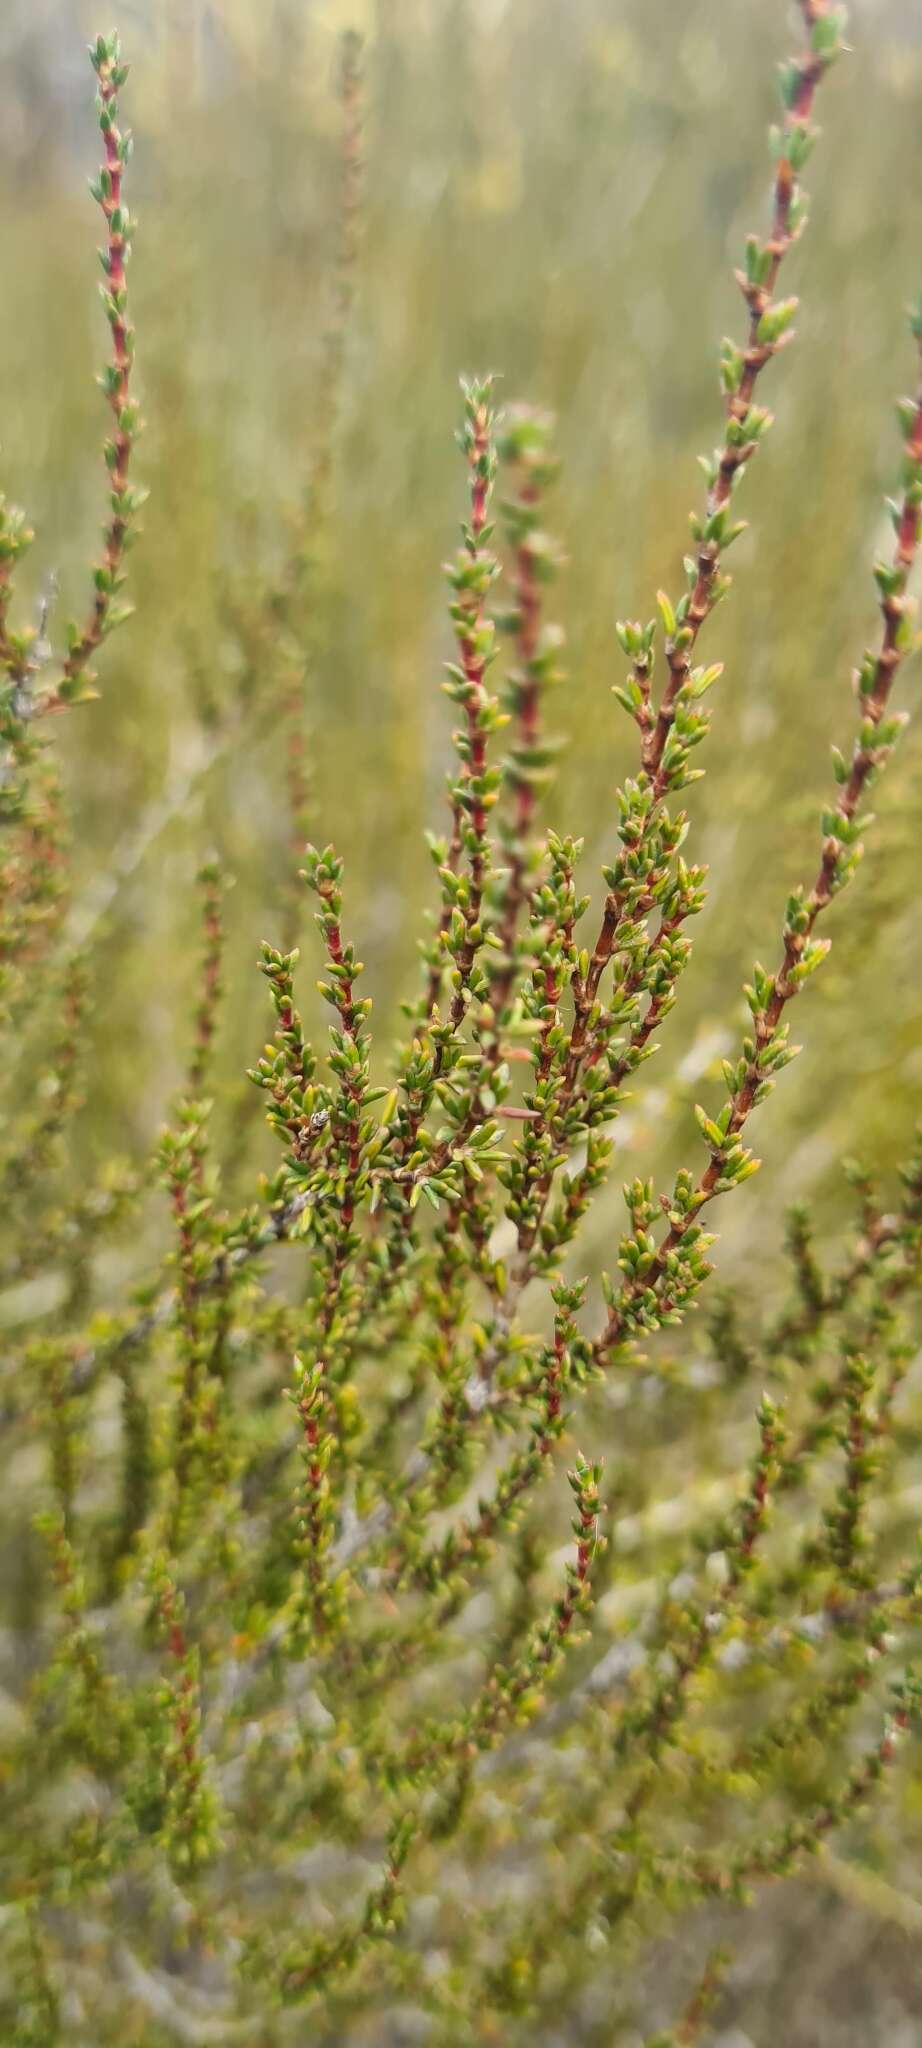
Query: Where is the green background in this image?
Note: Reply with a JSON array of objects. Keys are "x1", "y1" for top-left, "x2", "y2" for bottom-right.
[{"x1": 1, "y1": 2, "x2": 921, "y2": 2039}]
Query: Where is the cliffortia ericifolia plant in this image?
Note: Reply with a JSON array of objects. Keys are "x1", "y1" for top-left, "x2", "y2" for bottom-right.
[{"x1": 1, "y1": 8, "x2": 921, "y2": 2043}]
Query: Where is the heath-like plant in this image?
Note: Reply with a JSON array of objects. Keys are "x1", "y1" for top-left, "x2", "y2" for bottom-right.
[{"x1": 1, "y1": 9, "x2": 921, "y2": 2045}]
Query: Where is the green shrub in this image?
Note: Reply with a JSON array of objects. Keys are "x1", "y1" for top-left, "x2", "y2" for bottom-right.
[{"x1": 1, "y1": 9, "x2": 920, "y2": 2043}]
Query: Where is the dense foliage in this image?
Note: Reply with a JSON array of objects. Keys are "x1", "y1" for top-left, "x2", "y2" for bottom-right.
[{"x1": 0, "y1": 7, "x2": 920, "y2": 2043}]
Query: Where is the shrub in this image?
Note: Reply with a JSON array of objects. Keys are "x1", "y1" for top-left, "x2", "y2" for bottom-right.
[{"x1": 1, "y1": 8, "x2": 920, "y2": 2043}]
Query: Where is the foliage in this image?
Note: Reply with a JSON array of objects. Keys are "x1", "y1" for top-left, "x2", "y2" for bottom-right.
[{"x1": 0, "y1": 7, "x2": 920, "y2": 2044}]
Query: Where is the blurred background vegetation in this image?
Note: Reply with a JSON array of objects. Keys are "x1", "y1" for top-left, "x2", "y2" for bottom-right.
[{"x1": 1, "y1": 0, "x2": 921, "y2": 2038}]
